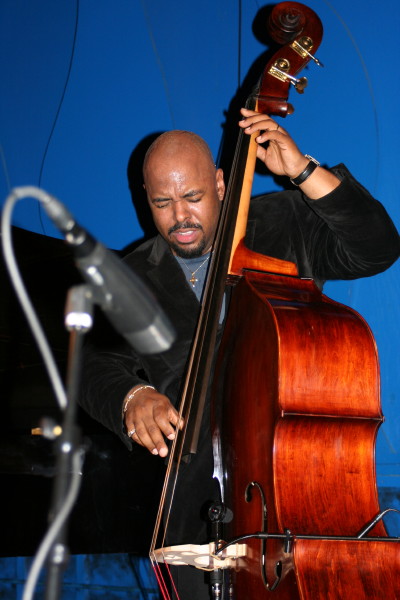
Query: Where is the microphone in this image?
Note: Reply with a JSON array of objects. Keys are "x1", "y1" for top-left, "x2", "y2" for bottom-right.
[{"x1": 42, "y1": 193, "x2": 175, "y2": 354}]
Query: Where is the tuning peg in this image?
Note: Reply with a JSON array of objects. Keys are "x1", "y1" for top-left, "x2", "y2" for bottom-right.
[
  {"x1": 291, "y1": 37, "x2": 324, "y2": 68},
  {"x1": 269, "y1": 60, "x2": 309, "y2": 94},
  {"x1": 293, "y1": 76, "x2": 308, "y2": 93}
]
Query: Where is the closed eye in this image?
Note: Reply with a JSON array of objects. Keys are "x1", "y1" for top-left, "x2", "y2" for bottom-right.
[
  {"x1": 153, "y1": 199, "x2": 170, "y2": 208},
  {"x1": 184, "y1": 190, "x2": 204, "y2": 202},
  {"x1": 152, "y1": 193, "x2": 203, "y2": 208}
]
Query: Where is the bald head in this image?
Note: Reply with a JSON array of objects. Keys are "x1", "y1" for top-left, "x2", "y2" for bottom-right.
[{"x1": 143, "y1": 130, "x2": 216, "y2": 184}]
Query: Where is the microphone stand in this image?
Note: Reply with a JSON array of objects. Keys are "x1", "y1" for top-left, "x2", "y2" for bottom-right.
[
  {"x1": 38, "y1": 274, "x2": 175, "y2": 599},
  {"x1": 43, "y1": 285, "x2": 93, "y2": 600}
]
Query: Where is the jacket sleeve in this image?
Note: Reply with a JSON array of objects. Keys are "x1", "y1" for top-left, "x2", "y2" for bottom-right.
[
  {"x1": 302, "y1": 164, "x2": 400, "y2": 280},
  {"x1": 79, "y1": 316, "x2": 149, "y2": 448},
  {"x1": 247, "y1": 164, "x2": 399, "y2": 281}
]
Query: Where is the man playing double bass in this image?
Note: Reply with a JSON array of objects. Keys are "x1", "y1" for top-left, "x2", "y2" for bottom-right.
[{"x1": 80, "y1": 108, "x2": 399, "y2": 598}]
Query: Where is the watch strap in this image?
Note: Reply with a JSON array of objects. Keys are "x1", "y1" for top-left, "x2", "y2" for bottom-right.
[{"x1": 290, "y1": 155, "x2": 320, "y2": 186}]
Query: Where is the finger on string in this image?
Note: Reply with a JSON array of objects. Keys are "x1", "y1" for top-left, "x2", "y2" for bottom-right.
[
  {"x1": 170, "y1": 410, "x2": 185, "y2": 430},
  {"x1": 240, "y1": 114, "x2": 275, "y2": 128},
  {"x1": 154, "y1": 408, "x2": 182, "y2": 442},
  {"x1": 240, "y1": 107, "x2": 264, "y2": 118},
  {"x1": 255, "y1": 123, "x2": 286, "y2": 142},
  {"x1": 241, "y1": 118, "x2": 281, "y2": 137}
]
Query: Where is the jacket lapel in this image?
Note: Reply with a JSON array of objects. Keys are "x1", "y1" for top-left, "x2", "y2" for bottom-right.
[{"x1": 146, "y1": 236, "x2": 200, "y2": 332}]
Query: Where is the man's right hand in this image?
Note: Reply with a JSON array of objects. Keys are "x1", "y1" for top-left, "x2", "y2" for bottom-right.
[{"x1": 123, "y1": 385, "x2": 183, "y2": 457}]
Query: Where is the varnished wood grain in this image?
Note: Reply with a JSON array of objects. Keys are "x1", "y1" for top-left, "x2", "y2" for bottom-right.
[
  {"x1": 212, "y1": 268, "x2": 390, "y2": 599},
  {"x1": 295, "y1": 539, "x2": 400, "y2": 599}
]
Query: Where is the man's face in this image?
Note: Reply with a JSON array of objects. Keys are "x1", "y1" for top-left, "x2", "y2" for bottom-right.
[{"x1": 144, "y1": 145, "x2": 225, "y2": 258}]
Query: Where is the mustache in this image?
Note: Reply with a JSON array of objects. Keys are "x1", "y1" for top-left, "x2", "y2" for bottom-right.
[{"x1": 168, "y1": 221, "x2": 203, "y2": 235}]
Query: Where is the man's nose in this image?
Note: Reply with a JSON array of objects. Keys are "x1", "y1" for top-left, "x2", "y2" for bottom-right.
[{"x1": 173, "y1": 199, "x2": 191, "y2": 222}]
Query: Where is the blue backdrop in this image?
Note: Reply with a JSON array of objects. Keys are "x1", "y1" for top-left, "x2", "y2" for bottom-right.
[{"x1": 1, "y1": 0, "x2": 399, "y2": 540}]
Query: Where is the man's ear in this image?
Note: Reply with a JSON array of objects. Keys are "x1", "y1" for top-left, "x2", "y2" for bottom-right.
[{"x1": 216, "y1": 168, "x2": 225, "y2": 201}]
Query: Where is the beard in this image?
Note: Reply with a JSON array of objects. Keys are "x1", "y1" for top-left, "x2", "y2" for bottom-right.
[
  {"x1": 170, "y1": 236, "x2": 207, "y2": 259},
  {"x1": 168, "y1": 221, "x2": 207, "y2": 258}
]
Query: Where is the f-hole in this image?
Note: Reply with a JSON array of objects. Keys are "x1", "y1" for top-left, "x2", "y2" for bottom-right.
[{"x1": 245, "y1": 481, "x2": 282, "y2": 591}]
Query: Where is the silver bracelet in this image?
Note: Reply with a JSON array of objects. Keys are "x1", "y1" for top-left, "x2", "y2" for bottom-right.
[{"x1": 123, "y1": 384, "x2": 155, "y2": 413}]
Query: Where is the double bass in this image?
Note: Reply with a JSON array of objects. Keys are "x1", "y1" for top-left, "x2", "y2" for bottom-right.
[{"x1": 150, "y1": 3, "x2": 400, "y2": 598}]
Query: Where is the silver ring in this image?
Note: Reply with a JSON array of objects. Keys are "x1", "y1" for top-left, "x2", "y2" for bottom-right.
[{"x1": 127, "y1": 428, "x2": 136, "y2": 438}]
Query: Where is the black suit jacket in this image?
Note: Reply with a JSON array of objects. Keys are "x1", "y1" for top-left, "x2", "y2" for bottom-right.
[{"x1": 80, "y1": 165, "x2": 399, "y2": 449}]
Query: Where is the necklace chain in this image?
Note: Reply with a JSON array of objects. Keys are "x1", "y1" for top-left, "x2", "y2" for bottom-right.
[{"x1": 181, "y1": 254, "x2": 210, "y2": 287}]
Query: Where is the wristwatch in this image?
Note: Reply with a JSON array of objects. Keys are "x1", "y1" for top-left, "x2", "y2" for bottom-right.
[{"x1": 290, "y1": 155, "x2": 320, "y2": 186}]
